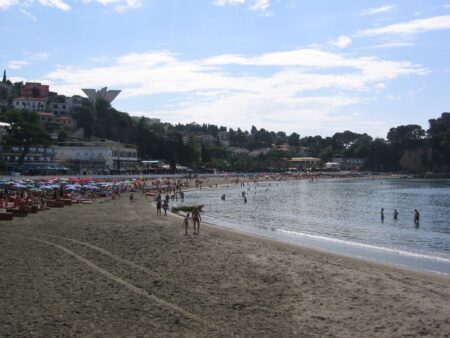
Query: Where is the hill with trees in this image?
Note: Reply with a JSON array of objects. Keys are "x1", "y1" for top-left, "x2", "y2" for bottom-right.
[{"x1": 1, "y1": 96, "x2": 449, "y2": 172}]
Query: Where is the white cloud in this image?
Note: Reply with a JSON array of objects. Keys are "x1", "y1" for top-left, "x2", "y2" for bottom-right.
[
  {"x1": 369, "y1": 41, "x2": 414, "y2": 48},
  {"x1": 213, "y1": 0, "x2": 271, "y2": 15},
  {"x1": 361, "y1": 5, "x2": 395, "y2": 16},
  {"x1": 356, "y1": 15, "x2": 450, "y2": 37},
  {"x1": 84, "y1": 0, "x2": 142, "y2": 12},
  {"x1": 331, "y1": 35, "x2": 352, "y2": 49},
  {"x1": 213, "y1": 0, "x2": 245, "y2": 5},
  {"x1": 250, "y1": 0, "x2": 270, "y2": 15},
  {"x1": 37, "y1": 0, "x2": 70, "y2": 11},
  {"x1": 42, "y1": 49, "x2": 426, "y2": 135},
  {"x1": 20, "y1": 8, "x2": 37, "y2": 20},
  {"x1": 0, "y1": 0, "x2": 70, "y2": 11},
  {"x1": 0, "y1": 0, "x2": 141, "y2": 12},
  {"x1": 0, "y1": 0, "x2": 18, "y2": 9},
  {"x1": 7, "y1": 60, "x2": 30, "y2": 69}
]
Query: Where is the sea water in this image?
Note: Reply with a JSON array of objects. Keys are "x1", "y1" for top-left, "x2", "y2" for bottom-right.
[{"x1": 178, "y1": 178, "x2": 450, "y2": 276}]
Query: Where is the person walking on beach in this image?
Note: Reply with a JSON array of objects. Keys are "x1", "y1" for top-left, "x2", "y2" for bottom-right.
[
  {"x1": 393, "y1": 208, "x2": 398, "y2": 221},
  {"x1": 183, "y1": 213, "x2": 190, "y2": 235},
  {"x1": 129, "y1": 192, "x2": 134, "y2": 203},
  {"x1": 381, "y1": 208, "x2": 385, "y2": 223},
  {"x1": 414, "y1": 209, "x2": 420, "y2": 226},
  {"x1": 162, "y1": 200, "x2": 168, "y2": 216},
  {"x1": 192, "y1": 206, "x2": 201, "y2": 234},
  {"x1": 156, "y1": 200, "x2": 162, "y2": 216}
]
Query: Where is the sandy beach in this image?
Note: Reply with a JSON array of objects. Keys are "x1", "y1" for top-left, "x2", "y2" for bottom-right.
[{"x1": 1, "y1": 184, "x2": 450, "y2": 337}]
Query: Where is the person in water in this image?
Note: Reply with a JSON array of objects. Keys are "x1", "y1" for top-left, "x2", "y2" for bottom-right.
[
  {"x1": 393, "y1": 208, "x2": 398, "y2": 220},
  {"x1": 192, "y1": 206, "x2": 201, "y2": 234},
  {"x1": 381, "y1": 208, "x2": 385, "y2": 223},
  {"x1": 414, "y1": 209, "x2": 420, "y2": 226},
  {"x1": 221, "y1": 194, "x2": 226, "y2": 201}
]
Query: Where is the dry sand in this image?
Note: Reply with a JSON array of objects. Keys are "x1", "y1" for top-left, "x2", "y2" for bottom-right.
[{"x1": 1, "y1": 186, "x2": 450, "y2": 337}]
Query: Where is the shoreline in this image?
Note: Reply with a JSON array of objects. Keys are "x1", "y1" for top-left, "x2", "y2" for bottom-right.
[
  {"x1": 1, "y1": 181, "x2": 450, "y2": 336},
  {"x1": 174, "y1": 177, "x2": 450, "y2": 278},
  {"x1": 172, "y1": 205, "x2": 450, "y2": 280}
]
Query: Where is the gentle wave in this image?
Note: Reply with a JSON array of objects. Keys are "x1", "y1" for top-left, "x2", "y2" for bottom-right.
[{"x1": 278, "y1": 229, "x2": 450, "y2": 264}]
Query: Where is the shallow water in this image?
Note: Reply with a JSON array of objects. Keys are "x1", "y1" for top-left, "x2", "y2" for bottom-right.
[{"x1": 178, "y1": 178, "x2": 450, "y2": 276}]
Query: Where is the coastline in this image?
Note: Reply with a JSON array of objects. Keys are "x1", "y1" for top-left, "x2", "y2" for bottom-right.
[
  {"x1": 1, "y1": 180, "x2": 450, "y2": 336},
  {"x1": 178, "y1": 176, "x2": 450, "y2": 277}
]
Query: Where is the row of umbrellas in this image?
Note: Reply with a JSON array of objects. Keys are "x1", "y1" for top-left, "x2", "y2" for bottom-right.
[{"x1": 1, "y1": 177, "x2": 135, "y2": 193}]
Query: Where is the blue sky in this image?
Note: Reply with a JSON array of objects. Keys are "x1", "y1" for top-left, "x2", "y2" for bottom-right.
[{"x1": 1, "y1": 0, "x2": 450, "y2": 137}]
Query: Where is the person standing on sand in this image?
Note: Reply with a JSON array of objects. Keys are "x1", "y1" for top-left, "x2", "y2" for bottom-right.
[
  {"x1": 183, "y1": 213, "x2": 190, "y2": 235},
  {"x1": 192, "y1": 207, "x2": 201, "y2": 234},
  {"x1": 381, "y1": 208, "x2": 385, "y2": 223},
  {"x1": 156, "y1": 200, "x2": 162, "y2": 215},
  {"x1": 162, "y1": 200, "x2": 168, "y2": 216}
]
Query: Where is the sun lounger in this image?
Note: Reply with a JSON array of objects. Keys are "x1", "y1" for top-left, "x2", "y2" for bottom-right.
[
  {"x1": 6, "y1": 208, "x2": 28, "y2": 217},
  {"x1": 0, "y1": 212, "x2": 14, "y2": 221}
]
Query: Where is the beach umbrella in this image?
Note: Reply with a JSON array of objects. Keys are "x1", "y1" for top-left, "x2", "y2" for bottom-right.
[{"x1": 29, "y1": 187, "x2": 42, "y2": 192}]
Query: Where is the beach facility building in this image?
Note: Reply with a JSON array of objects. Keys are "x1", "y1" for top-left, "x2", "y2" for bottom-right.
[
  {"x1": 289, "y1": 157, "x2": 322, "y2": 170},
  {"x1": 55, "y1": 140, "x2": 138, "y2": 174},
  {"x1": 332, "y1": 157, "x2": 365, "y2": 170},
  {"x1": 0, "y1": 145, "x2": 67, "y2": 174}
]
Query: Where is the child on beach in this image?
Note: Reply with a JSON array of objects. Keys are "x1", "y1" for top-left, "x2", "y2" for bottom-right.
[{"x1": 183, "y1": 213, "x2": 190, "y2": 235}]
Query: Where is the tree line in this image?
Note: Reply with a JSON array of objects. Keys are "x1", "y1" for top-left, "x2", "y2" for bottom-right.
[{"x1": 0, "y1": 99, "x2": 449, "y2": 172}]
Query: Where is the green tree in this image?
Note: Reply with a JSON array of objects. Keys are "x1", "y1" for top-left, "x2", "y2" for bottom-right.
[
  {"x1": 428, "y1": 112, "x2": 450, "y2": 166},
  {"x1": 0, "y1": 109, "x2": 51, "y2": 165},
  {"x1": 287, "y1": 132, "x2": 300, "y2": 146}
]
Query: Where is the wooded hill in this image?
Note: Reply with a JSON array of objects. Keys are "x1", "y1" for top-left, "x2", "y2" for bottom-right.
[{"x1": 1, "y1": 98, "x2": 449, "y2": 173}]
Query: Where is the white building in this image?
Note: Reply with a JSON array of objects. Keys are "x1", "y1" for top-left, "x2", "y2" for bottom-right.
[
  {"x1": 55, "y1": 141, "x2": 138, "y2": 174},
  {"x1": 12, "y1": 97, "x2": 47, "y2": 112},
  {"x1": 332, "y1": 157, "x2": 365, "y2": 170},
  {"x1": 48, "y1": 95, "x2": 83, "y2": 116},
  {"x1": 289, "y1": 157, "x2": 322, "y2": 170}
]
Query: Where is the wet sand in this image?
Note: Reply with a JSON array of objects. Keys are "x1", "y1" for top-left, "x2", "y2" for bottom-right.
[{"x1": 1, "y1": 190, "x2": 450, "y2": 337}]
